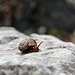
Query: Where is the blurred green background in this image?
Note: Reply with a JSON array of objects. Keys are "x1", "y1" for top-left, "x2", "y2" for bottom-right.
[{"x1": 0, "y1": 0, "x2": 75, "y2": 43}]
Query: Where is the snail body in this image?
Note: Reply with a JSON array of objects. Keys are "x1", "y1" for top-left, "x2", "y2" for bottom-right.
[{"x1": 18, "y1": 39, "x2": 43, "y2": 53}]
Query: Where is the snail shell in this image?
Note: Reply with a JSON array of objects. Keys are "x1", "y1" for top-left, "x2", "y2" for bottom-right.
[{"x1": 18, "y1": 39, "x2": 37, "y2": 52}]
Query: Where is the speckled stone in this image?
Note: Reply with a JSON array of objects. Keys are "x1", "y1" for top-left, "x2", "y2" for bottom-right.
[{"x1": 0, "y1": 27, "x2": 75, "y2": 75}]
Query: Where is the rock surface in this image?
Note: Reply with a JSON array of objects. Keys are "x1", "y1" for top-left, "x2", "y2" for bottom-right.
[{"x1": 0, "y1": 27, "x2": 75, "y2": 75}]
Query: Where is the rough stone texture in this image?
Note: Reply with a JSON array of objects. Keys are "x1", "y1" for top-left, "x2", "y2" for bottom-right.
[{"x1": 0, "y1": 27, "x2": 75, "y2": 75}]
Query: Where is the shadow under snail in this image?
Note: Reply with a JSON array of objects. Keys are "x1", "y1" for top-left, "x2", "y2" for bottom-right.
[{"x1": 18, "y1": 39, "x2": 43, "y2": 53}]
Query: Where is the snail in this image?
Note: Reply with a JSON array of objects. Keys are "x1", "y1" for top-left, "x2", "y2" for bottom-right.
[{"x1": 18, "y1": 39, "x2": 43, "y2": 53}]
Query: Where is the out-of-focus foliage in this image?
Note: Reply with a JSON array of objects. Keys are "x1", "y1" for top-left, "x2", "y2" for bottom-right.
[
  {"x1": 48, "y1": 28, "x2": 61, "y2": 37},
  {"x1": 0, "y1": 0, "x2": 75, "y2": 42},
  {"x1": 0, "y1": 0, "x2": 24, "y2": 27}
]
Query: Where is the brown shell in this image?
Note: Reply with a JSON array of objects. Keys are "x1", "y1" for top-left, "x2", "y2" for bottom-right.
[
  {"x1": 18, "y1": 39, "x2": 37, "y2": 52},
  {"x1": 27, "y1": 39, "x2": 37, "y2": 46}
]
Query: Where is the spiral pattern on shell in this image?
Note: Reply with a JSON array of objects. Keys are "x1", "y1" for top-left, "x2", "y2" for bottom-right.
[{"x1": 18, "y1": 39, "x2": 29, "y2": 52}]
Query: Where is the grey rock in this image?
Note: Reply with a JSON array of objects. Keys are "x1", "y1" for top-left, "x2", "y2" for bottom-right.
[{"x1": 0, "y1": 27, "x2": 75, "y2": 75}]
